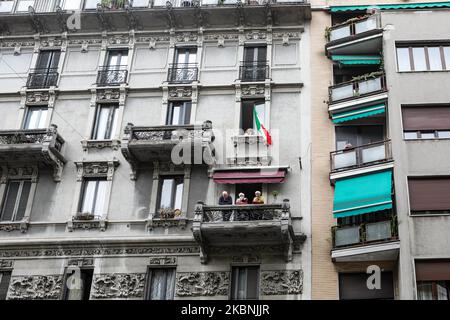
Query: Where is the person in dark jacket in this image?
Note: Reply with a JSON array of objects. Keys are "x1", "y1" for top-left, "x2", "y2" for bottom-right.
[{"x1": 219, "y1": 191, "x2": 233, "y2": 221}]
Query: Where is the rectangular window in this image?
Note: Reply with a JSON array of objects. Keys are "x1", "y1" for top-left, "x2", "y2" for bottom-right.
[
  {"x1": 166, "y1": 101, "x2": 191, "y2": 125},
  {"x1": 231, "y1": 266, "x2": 259, "y2": 300},
  {"x1": 92, "y1": 104, "x2": 119, "y2": 140},
  {"x1": 174, "y1": 47, "x2": 197, "y2": 65},
  {"x1": 242, "y1": 46, "x2": 267, "y2": 81},
  {"x1": 240, "y1": 100, "x2": 265, "y2": 134},
  {"x1": 28, "y1": 50, "x2": 60, "y2": 88},
  {"x1": 63, "y1": 268, "x2": 94, "y2": 300},
  {"x1": 106, "y1": 50, "x2": 128, "y2": 67},
  {"x1": 0, "y1": 271, "x2": 12, "y2": 300},
  {"x1": 79, "y1": 179, "x2": 107, "y2": 216},
  {"x1": 335, "y1": 125, "x2": 384, "y2": 150},
  {"x1": 397, "y1": 44, "x2": 450, "y2": 72},
  {"x1": 0, "y1": 180, "x2": 31, "y2": 222},
  {"x1": 145, "y1": 268, "x2": 176, "y2": 300},
  {"x1": 61, "y1": 0, "x2": 83, "y2": 10},
  {"x1": 157, "y1": 177, "x2": 184, "y2": 211},
  {"x1": 339, "y1": 272, "x2": 394, "y2": 300},
  {"x1": 408, "y1": 177, "x2": 450, "y2": 215},
  {"x1": 416, "y1": 260, "x2": 450, "y2": 300},
  {"x1": 402, "y1": 106, "x2": 450, "y2": 140},
  {"x1": 23, "y1": 107, "x2": 48, "y2": 129}
]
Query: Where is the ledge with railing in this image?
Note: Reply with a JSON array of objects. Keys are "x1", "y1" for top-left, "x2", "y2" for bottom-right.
[
  {"x1": 26, "y1": 68, "x2": 59, "y2": 89},
  {"x1": 96, "y1": 65, "x2": 128, "y2": 87},
  {"x1": 332, "y1": 216, "x2": 398, "y2": 249},
  {"x1": 227, "y1": 134, "x2": 271, "y2": 166},
  {"x1": 326, "y1": 14, "x2": 381, "y2": 44},
  {"x1": 239, "y1": 61, "x2": 270, "y2": 82},
  {"x1": 330, "y1": 140, "x2": 392, "y2": 173},
  {"x1": 167, "y1": 63, "x2": 198, "y2": 84},
  {"x1": 329, "y1": 72, "x2": 387, "y2": 104},
  {"x1": 68, "y1": 213, "x2": 107, "y2": 231}
]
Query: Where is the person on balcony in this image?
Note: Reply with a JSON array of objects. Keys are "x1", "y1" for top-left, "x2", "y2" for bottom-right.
[
  {"x1": 236, "y1": 193, "x2": 248, "y2": 205},
  {"x1": 252, "y1": 191, "x2": 265, "y2": 204},
  {"x1": 235, "y1": 193, "x2": 249, "y2": 221},
  {"x1": 219, "y1": 191, "x2": 233, "y2": 221}
]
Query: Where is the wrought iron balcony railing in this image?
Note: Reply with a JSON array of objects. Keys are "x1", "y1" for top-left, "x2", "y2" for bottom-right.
[
  {"x1": 0, "y1": 126, "x2": 64, "y2": 152},
  {"x1": 125, "y1": 121, "x2": 213, "y2": 142},
  {"x1": 327, "y1": 15, "x2": 381, "y2": 43},
  {"x1": 332, "y1": 217, "x2": 398, "y2": 249},
  {"x1": 167, "y1": 63, "x2": 198, "y2": 84},
  {"x1": 26, "y1": 68, "x2": 59, "y2": 89},
  {"x1": 96, "y1": 65, "x2": 128, "y2": 86},
  {"x1": 239, "y1": 61, "x2": 269, "y2": 82},
  {"x1": 329, "y1": 73, "x2": 386, "y2": 104},
  {"x1": 330, "y1": 140, "x2": 392, "y2": 173}
]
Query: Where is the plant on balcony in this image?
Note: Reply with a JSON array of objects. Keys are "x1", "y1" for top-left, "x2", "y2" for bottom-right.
[
  {"x1": 271, "y1": 190, "x2": 279, "y2": 203},
  {"x1": 157, "y1": 208, "x2": 182, "y2": 219},
  {"x1": 324, "y1": 27, "x2": 331, "y2": 41},
  {"x1": 101, "y1": 0, "x2": 126, "y2": 9},
  {"x1": 350, "y1": 70, "x2": 385, "y2": 82}
]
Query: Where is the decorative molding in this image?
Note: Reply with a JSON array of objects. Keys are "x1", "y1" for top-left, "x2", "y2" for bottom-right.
[
  {"x1": 108, "y1": 35, "x2": 133, "y2": 46},
  {"x1": 0, "y1": 260, "x2": 13, "y2": 269},
  {"x1": 40, "y1": 38, "x2": 63, "y2": 48},
  {"x1": 0, "y1": 40, "x2": 35, "y2": 49},
  {"x1": 176, "y1": 272, "x2": 230, "y2": 297},
  {"x1": 7, "y1": 275, "x2": 63, "y2": 300},
  {"x1": 207, "y1": 245, "x2": 286, "y2": 255},
  {"x1": 232, "y1": 254, "x2": 260, "y2": 264},
  {"x1": 0, "y1": 221, "x2": 29, "y2": 233},
  {"x1": 241, "y1": 84, "x2": 265, "y2": 97},
  {"x1": 96, "y1": 88, "x2": 121, "y2": 101},
  {"x1": 149, "y1": 256, "x2": 177, "y2": 266},
  {"x1": 168, "y1": 87, "x2": 192, "y2": 99},
  {"x1": 67, "y1": 258, "x2": 94, "y2": 267},
  {"x1": 273, "y1": 32, "x2": 301, "y2": 46},
  {"x1": 175, "y1": 32, "x2": 198, "y2": 43},
  {"x1": 67, "y1": 218, "x2": 107, "y2": 232},
  {"x1": 245, "y1": 31, "x2": 267, "y2": 41},
  {"x1": 260, "y1": 270, "x2": 303, "y2": 295},
  {"x1": 146, "y1": 217, "x2": 187, "y2": 231},
  {"x1": 25, "y1": 91, "x2": 51, "y2": 105},
  {"x1": 81, "y1": 139, "x2": 121, "y2": 152},
  {"x1": 75, "y1": 160, "x2": 119, "y2": 181},
  {"x1": 91, "y1": 274, "x2": 145, "y2": 299}
]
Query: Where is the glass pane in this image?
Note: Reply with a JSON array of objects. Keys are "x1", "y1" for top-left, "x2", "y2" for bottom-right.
[
  {"x1": 404, "y1": 132, "x2": 418, "y2": 140},
  {"x1": 94, "y1": 107, "x2": 109, "y2": 139},
  {"x1": 334, "y1": 225, "x2": 360, "y2": 247},
  {"x1": 355, "y1": 16, "x2": 377, "y2": 34},
  {"x1": 84, "y1": 0, "x2": 100, "y2": 9},
  {"x1": 170, "y1": 105, "x2": 182, "y2": 125},
  {"x1": 330, "y1": 26, "x2": 351, "y2": 42},
  {"x1": 132, "y1": 0, "x2": 150, "y2": 7},
  {"x1": 437, "y1": 282, "x2": 449, "y2": 300},
  {"x1": 366, "y1": 220, "x2": 391, "y2": 242},
  {"x1": 63, "y1": 0, "x2": 82, "y2": 10},
  {"x1": 237, "y1": 268, "x2": 247, "y2": 299},
  {"x1": 331, "y1": 84, "x2": 354, "y2": 102},
  {"x1": 358, "y1": 77, "x2": 382, "y2": 95},
  {"x1": 428, "y1": 47, "x2": 443, "y2": 71},
  {"x1": 0, "y1": 1, "x2": 14, "y2": 13},
  {"x1": 361, "y1": 144, "x2": 385, "y2": 164},
  {"x1": 188, "y1": 50, "x2": 197, "y2": 64},
  {"x1": 80, "y1": 180, "x2": 97, "y2": 213},
  {"x1": 16, "y1": 0, "x2": 35, "y2": 12},
  {"x1": 0, "y1": 272, "x2": 11, "y2": 300},
  {"x1": 153, "y1": 0, "x2": 167, "y2": 6},
  {"x1": 397, "y1": 48, "x2": 411, "y2": 72},
  {"x1": 1, "y1": 181, "x2": 20, "y2": 221},
  {"x1": 165, "y1": 269, "x2": 175, "y2": 300},
  {"x1": 438, "y1": 131, "x2": 450, "y2": 139},
  {"x1": 420, "y1": 132, "x2": 435, "y2": 139},
  {"x1": 444, "y1": 47, "x2": 450, "y2": 70},
  {"x1": 174, "y1": 181, "x2": 183, "y2": 211},
  {"x1": 150, "y1": 269, "x2": 167, "y2": 300},
  {"x1": 334, "y1": 151, "x2": 357, "y2": 169},
  {"x1": 412, "y1": 47, "x2": 427, "y2": 71},
  {"x1": 159, "y1": 179, "x2": 174, "y2": 209},
  {"x1": 246, "y1": 267, "x2": 259, "y2": 300},
  {"x1": 417, "y1": 282, "x2": 434, "y2": 300},
  {"x1": 108, "y1": 107, "x2": 119, "y2": 139},
  {"x1": 15, "y1": 181, "x2": 31, "y2": 221},
  {"x1": 93, "y1": 180, "x2": 107, "y2": 215},
  {"x1": 65, "y1": 270, "x2": 85, "y2": 300},
  {"x1": 37, "y1": 109, "x2": 48, "y2": 128}
]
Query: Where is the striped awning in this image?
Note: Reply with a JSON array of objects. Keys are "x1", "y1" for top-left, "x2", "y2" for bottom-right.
[
  {"x1": 331, "y1": 2, "x2": 450, "y2": 12},
  {"x1": 332, "y1": 104, "x2": 386, "y2": 123},
  {"x1": 333, "y1": 170, "x2": 393, "y2": 218},
  {"x1": 331, "y1": 55, "x2": 382, "y2": 65}
]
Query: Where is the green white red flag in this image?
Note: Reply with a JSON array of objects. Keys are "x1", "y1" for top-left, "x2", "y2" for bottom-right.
[{"x1": 253, "y1": 106, "x2": 272, "y2": 145}]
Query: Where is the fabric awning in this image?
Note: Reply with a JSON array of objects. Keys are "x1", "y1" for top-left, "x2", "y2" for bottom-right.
[
  {"x1": 331, "y1": 55, "x2": 381, "y2": 65},
  {"x1": 332, "y1": 104, "x2": 386, "y2": 123},
  {"x1": 333, "y1": 170, "x2": 393, "y2": 218},
  {"x1": 331, "y1": 2, "x2": 450, "y2": 12},
  {"x1": 213, "y1": 169, "x2": 286, "y2": 184}
]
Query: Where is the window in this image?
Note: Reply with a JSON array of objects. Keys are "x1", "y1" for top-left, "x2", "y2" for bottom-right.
[
  {"x1": 0, "y1": 271, "x2": 11, "y2": 300},
  {"x1": 157, "y1": 177, "x2": 184, "y2": 211},
  {"x1": 416, "y1": 260, "x2": 450, "y2": 299},
  {"x1": 28, "y1": 50, "x2": 60, "y2": 88},
  {"x1": 166, "y1": 101, "x2": 191, "y2": 125},
  {"x1": 61, "y1": 0, "x2": 82, "y2": 10},
  {"x1": 0, "y1": 180, "x2": 32, "y2": 222},
  {"x1": 23, "y1": 106, "x2": 48, "y2": 129},
  {"x1": 170, "y1": 47, "x2": 197, "y2": 83},
  {"x1": 417, "y1": 281, "x2": 450, "y2": 300},
  {"x1": 241, "y1": 46, "x2": 267, "y2": 81},
  {"x1": 174, "y1": 47, "x2": 197, "y2": 65},
  {"x1": 235, "y1": 183, "x2": 263, "y2": 205},
  {"x1": 63, "y1": 268, "x2": 94, "y2": 300},
  {"x1": 106, "y1": 49, "x2": 128, "y2": 67},
  {"x1": 240, "y1": 100, "x2": 265, "y2": 134},
  {"x1": 408, "y1": 177, "x2": 450, "y2": 215},
  {"x1": 339, "y1": 272, "x2": 394, "y2": 300},
  {"x1": 97, "y1": 50, "x2": 129, "y2": 86},
  {"x1": 396, "y1": 44, "x2": 450, "y2": 72},
  {"x1": 335, "y1": 126, "x2": 384, "y2": 150},
  {"x1": 402, "y1": 106, "x2": 450, "y2": 140},
  {"x1": 78, "y1": 179, "x2": 107, "y2": 216},
  {"x1": 145, "y1": 268, "x2": 176, "y2": 300},
  {"x1": 231, "y1": 266, "x2": 259, "y2": 300},
  {"x1": 92, "y1": 104, "x2": 119, "y2": 140}
]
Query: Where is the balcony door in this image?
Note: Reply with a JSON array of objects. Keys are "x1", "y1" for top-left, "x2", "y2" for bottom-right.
[
  {"x1": 335, "y1": 126, "x2": 384, "y2": 150},
  {"x1": 23, "y1": 106, "x2": 48, "y2": 130},
  {"x1": 172, "y1": 47, "x2": 197, "y2": 82},
  {"x1": 231, "y1": 266, "x2": 259, "y2": 300},
  {"x1": 98, "y1": 50, "x2": 128, "y2": 85},
  {"x1": 106, "y1": 50, "x2": 128, "y2": 68},
  {"x1": 243, "y1": 46, "x2": 267, "y2": 81},
  {"x1": 166, "y1": 101, "x2": 191, "y2": 126},
  {"x1": 28, "y1": 50, "x2": 60, "y2": 88}
]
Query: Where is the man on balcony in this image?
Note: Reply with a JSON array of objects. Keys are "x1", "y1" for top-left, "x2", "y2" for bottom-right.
[{"x1": 218, "y1": 191, "x2": 233, "y2": 221}]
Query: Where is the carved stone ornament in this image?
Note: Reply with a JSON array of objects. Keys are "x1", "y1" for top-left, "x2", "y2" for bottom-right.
[
  {"x1": 75, "y1": 160, "x2": 119, "y2": 181},
  {"x1": 0, "y1": 221, "x2": 29, "y2": 233},
  {"x1": 67, "y1": 217, "x2": 107, "y2": 232},
  {"x1": 149, "y1": 256, "x2": 177, "y2": 266},
  {"x1": 26, "y1": 91, "x2": 51, "y2": 105},
  {"x1": 67, "y1": 258, "x2": 94, "y2": 267},
  {"x1": 260, "y1": 270, "x2": 303, "y2": 295},
  {"x1": 91, "y1": 274, "x2": 145, "y2": 299},
  {"x1": 81, "y1": 139, "x2": 121, "y2": 152},
  {"x1": 168, "y1": 87, "x2": 192, "y2": 99},
  {"x1": 0, "y1": 260, "x2": 13, "y2": 269},
  {"x1": 108, "y1": 35, "x2": 132, "y2": 45},
  {"x1": 96, "y1": 89, "x2": 121, "y2": 101},
  {"x1": 176, "y1": 272, "x2": 230, "y2": 297},
  {"x1": 40, "y1": 38, "x2": 63, "y2": 48},
  {"x1": 8, "y1": 275, "x2": 63, "y2": 300},
  {"x1": 146, "y1": 217, "x2": 187, "y2": 231},
  {"x1": 175, "y1": 32, "x2": 198, "y2": 43},
  {"x1": 241, "y1": 85, "x2": 265, "y2": 97},
  {"x1": 245, "y1": 31, "x2": 267, "y2": 41}
]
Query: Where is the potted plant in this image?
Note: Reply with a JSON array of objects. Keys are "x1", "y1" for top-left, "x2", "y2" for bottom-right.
[{"x1": 271, "y1": 190, "x2": 279, "y2": 203}]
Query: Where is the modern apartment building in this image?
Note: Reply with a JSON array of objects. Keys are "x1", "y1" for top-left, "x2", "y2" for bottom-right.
[
  {"x1": 311, "y1": 0, "x2": 450, "y2": 300},
  {"x1": 0, "y1": 0, "x2": 312, "y2": 300}
]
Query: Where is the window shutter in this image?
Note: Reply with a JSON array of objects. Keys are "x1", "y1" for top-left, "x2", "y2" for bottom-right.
[
  {"x1": 416, "y1": 260, "x2": 450, "y2": 281},
  {"x1": 408, "y1": 177, "x2": 450, "y2": 212},
  {"x1": 402, "y1": 106, "x2": 450, "y2": 131}
]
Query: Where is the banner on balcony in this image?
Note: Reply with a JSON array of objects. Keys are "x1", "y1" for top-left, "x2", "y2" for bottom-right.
[
  {"x1": 254, "y1": 107, "x2": 272, "y2": 145},
  {"x1": 332, "y1": 104, "x2": 386, "y2": 124},
  {"x1": 333, "y1": 169, "x2": 393, "y2": 218}
]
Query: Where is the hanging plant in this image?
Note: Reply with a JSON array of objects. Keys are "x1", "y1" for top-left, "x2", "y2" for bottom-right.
[{"x1": 351, "y1": 70, "x2": 385, "y2": 82}]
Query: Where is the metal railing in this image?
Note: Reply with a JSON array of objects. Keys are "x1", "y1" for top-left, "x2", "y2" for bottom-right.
[
  {"x1": 194, "y1": 199, "x2": 290, "y2": 222},
  {"x1": 329, "y1": 73, "x2": 386, "y2": 104},
  {"x1": 328, "y1": 15, "x2": 381, "y2": 43},
  {"x1": 167, "y1": 63, "x2": 198, "y2": 84},
  {"x1": 332, "y1": 217, "x2": 398, "y2": 248},
  {"x1": 96, "y1": 65, "x2": 128, "y2": 86},
  {"x1": 26, "y1": 68, "x2": 59, "y2": 89},
  {"x1": 0, "y1": 126, "x2": 64, "y2": 152},
  {"x1": 330, "y1": 140, "x2": 392, "y2": 172},
  {"x1": 239, "y1": 61, "x2": 269, "y2": 82}
]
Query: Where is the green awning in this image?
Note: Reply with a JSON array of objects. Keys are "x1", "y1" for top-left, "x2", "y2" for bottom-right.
[
  {"x1": 332, "y1": 104, "x2": 386, "y2": 123},
  {"x1": 333, "y1": 170, "x2": 393, "y2": 218},
  {"x1": 331, "y1": 2, "x2": 450, "y2": 12},
  {"x1": 331, "y1": 55, "x2": 381, "y2": 65}
]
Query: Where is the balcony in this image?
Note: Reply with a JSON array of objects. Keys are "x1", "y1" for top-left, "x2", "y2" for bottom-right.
[
  {"x1": 239, "y1": 61, "x2": 270, "y2": 82},
  {"x1": 96, "y1": 66, "x2": 128, "y2": 87},
  {"x1": 192, "y1": 199, "x2": 305, "y2": 263},
  {"x1": 328, "y1": 73, "x2": 388, "y2": 113},
  {"x1": 121, "y1": 121, "x2": 214, "y2": 176},
  {"x1": 226, "y1": 134, "x2": 271, "y2": 166},
  {"x1": 67, "y1": 214, "x2": 107, "y2": 232},
  {"x1": 325, "y1": 15, "x2": 383, "y2": 56},
  {"x1": 167, "y1": 63, "x2": 198, "y2": 84},
  {"x1": 0, "y1": 125, "x2": 66, "y2": 181},
  {"x1": 330, "y1": 140, "x2": 393, "y2": 181},
  {"x1": 331, "y1": 217, "x2": 400, "y2": 262},
  {"x1": 26, "y1": 68, "x2": 59, "y2": 89}
]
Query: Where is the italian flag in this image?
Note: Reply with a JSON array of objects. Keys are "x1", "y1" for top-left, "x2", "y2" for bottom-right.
[{"x1": 253, "y1": 107, "x2": 272, "y2": 145}]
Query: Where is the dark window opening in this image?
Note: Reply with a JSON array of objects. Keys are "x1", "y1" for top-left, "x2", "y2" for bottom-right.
[
  {"x1": 0, "y1": 180, "x2": 31, "y2": 222},
  {"x1": 235, "y1": 183, "x2": 263, "y2": 205},
  {"x1": 231, "y1": 266, "x2": 259, "y2": 300},
  {"x1": 166, "y1": 101, "x2": 191, "y2": 125},
  {"x1": 145, "y1": 268, "x2": 176, "y2": 300},
  {"x1": 63, "y1": 268, "x2": 94, "y2": 300}
]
